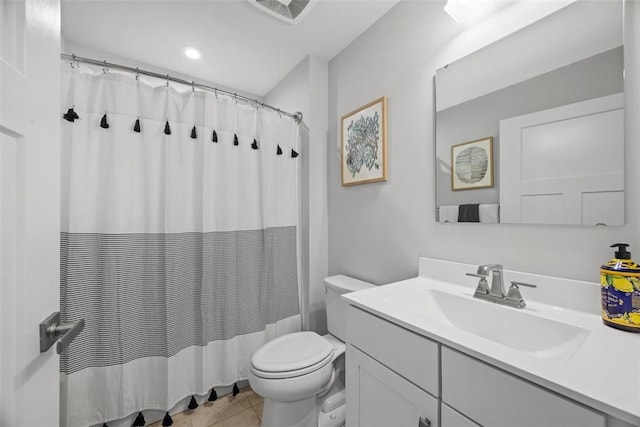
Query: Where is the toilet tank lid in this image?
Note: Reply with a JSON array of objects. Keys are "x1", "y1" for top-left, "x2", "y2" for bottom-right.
[{"x1": 324, "y1": 275, "x2": 375, "y2": 293}]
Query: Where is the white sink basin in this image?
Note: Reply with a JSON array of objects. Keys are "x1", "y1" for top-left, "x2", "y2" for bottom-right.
[
  {"x1": 427, "y1": 290, "x2": 589, "y2": 358},
  {"x1": 379, "y1": 284, "x2": 590, "y2": 360}
]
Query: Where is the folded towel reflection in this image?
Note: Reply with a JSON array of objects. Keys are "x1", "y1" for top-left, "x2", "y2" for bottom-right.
[
  {"x1": 458, "y1": 204, "x2": 480, "y2": 222},
  {"x1": 438, "y1": 205, "x2": 459, "y2": 223},
  {"x1": 479, "y1": 203, "x2": 499, "y2": 223},
  {"x1": 439, "y1": 204, "x2": 499, "y2": 223}
]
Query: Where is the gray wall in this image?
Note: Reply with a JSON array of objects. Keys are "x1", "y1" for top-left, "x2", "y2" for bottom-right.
[{"x1": 328, "y1": 0, "x2": 640, "y2": 286}]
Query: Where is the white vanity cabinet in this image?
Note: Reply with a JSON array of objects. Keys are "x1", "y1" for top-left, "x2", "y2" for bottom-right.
[{"x1": 345, "y1": 305, "x2": 610, "y2": 427}]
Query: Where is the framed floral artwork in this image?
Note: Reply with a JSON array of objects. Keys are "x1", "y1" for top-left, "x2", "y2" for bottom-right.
[
  {"x1": 341, "y1": 96, "x2": 388, "y2": 186},
  {"x1": 451, "y1": 137, "x2": 494, "y2": 191}
]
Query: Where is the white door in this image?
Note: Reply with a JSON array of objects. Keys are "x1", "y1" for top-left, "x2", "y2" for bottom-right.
[
  {"x1": 500, "y1": 93, "x2": 624, "y2": 225},
  {"x1": 1, "y1": 0, "x2": 61, "y2": 425}
]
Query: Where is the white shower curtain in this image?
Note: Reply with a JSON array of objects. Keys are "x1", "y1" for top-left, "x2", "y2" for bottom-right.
[{"x1": 60, "y1": 64, "x2": 302, "y2": 427}]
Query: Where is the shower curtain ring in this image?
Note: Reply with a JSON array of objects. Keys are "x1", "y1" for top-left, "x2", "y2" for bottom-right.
[
  {"x1": 214, "y1": 88, "x2": 218, "y2": 98},
  {"x1": 102, "y1": 60, "x2": 108, "y2": 74},
  {"x1": 166, "y1": 74, "x2": 170, "y2": 87},
  {"x1": 234, "y1": 93, "x2": 238, "y2": 104},
  {"x1": 135, "y1": 67, "x2": 140, "y2": 81},
  {"x1": 192, "y1": 81, "x2": 195, "y2": 93}
]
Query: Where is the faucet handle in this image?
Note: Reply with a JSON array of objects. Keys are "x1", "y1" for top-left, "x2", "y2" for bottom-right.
[
  {"x1": 506, "y1": 281, "x2": 537, "y2": 307},
  {"x1": 511, "y1": 281, "x2": 537, "y2": 288},
  {"x1": 466, "y1": 273, "x2": 490, "y2": 295}
]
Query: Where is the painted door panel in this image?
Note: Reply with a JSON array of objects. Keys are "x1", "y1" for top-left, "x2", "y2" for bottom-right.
[{"x1": 0, "y1": 0, "x2": 61, "y2": 425}]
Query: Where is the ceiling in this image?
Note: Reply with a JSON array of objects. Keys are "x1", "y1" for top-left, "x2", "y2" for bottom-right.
[{"x1": 61, "y1": 0, "x2": 401, "y2": 97}]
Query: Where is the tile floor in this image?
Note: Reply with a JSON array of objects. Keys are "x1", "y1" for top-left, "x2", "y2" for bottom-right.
[{"x1": 149, "y1": 387, "x2": 264, "y2": 427}]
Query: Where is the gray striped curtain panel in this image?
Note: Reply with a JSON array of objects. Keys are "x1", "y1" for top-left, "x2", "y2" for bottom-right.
[{"x1": 60, "y1": 65, "x2": 302, "y2": 427}]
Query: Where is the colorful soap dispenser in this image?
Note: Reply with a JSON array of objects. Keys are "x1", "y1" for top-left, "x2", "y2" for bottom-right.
[{"x1": 601, "y1": 243, "x2": 640, "y2": 332}]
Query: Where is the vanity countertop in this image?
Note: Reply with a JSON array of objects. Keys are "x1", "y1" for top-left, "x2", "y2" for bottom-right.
[{"x1": 342, "y1": 258, "x2": 640, "y2": 425}]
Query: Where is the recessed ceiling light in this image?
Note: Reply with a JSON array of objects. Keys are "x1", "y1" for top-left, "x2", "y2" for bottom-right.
[{"x1": 184, "y1": 47, "x2": 201, "y2": 60}]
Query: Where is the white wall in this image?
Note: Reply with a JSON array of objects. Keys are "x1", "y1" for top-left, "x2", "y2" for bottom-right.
[
  {"x1": 265, "y1": 57, "x2": 310, "y2": 123},
  {"x1": 265, "y1": 56, "x2": 330, "y2": 333},
  {"x1": 328, "y1": 0, "x2": 639, "y2": 285}
]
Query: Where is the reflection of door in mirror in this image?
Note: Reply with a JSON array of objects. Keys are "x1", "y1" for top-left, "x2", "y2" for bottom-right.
[
  {"x1": 435, "y1": 0, "x2": 624, "y2": 226},
  {"x1": 500, "y1": 94, "x2": 624, "y2": 225}
]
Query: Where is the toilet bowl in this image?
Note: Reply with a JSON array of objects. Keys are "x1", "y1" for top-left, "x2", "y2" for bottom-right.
[{"x1": 249, "y1": 275, "x2": 375, "y2": 427}]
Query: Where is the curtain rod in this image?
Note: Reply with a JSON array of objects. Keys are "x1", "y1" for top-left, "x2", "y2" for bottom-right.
[{"x1": 61, "y1": 53, "x2": 303, "y2": 124}]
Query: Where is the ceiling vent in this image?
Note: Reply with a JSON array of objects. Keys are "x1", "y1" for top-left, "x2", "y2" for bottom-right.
[{"x1": 248, "y1": 0, "x2": 318, "y2": 24}]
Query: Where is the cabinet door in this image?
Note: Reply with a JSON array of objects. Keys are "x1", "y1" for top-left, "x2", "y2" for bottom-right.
[
  {"x1": 441, "y1": 403, "x2": 480, "y2": 427},
  {"x1": 346, "y1": 344, "x2": 439, "y2": 427}
]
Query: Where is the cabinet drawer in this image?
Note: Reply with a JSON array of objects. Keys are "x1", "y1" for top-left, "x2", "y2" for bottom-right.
[
  {"x1": 346, "y1": 344, "x2": 439, "y2": 427},
  {"x1": 346, "y1": 306, "x2": 439, "y2": 396},
  {"x1": 441, "y1": 347, "x2": 605, "y2": 427}
]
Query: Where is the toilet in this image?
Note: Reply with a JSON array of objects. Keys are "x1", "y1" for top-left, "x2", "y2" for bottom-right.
[{"x1": 249, "y1": 275, "x2": 375, "y2": 427}]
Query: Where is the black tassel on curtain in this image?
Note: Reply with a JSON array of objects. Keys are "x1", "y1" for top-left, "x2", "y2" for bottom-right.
[
  {"x1": 63, "y1": 107, "x2": 80, "y2": 122},
  {"x1": 100, "y1": 113, "x2": 109, "y2": 129},
  {"x1": 188, "y1": 396, "x2": 198, "y2": 410},
  {"x1": 132, "y1": 412, "x2": 145, "y2": 426},
  {"x1": 162, "y1": 412, "x2": 173, "y2": 426}
]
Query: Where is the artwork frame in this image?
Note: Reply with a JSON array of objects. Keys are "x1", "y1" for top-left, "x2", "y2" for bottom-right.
[
  {"x1": 341, "y1": 96, "x2": 388, "y2": 186},
  {"x1": 451, "y1": 137, "x2": 494, "y2": 191}
]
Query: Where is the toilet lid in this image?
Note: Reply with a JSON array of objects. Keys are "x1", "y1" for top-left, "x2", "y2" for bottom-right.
[{"x1": 251, "y1": 331, "x2": 333, "y2": 374}]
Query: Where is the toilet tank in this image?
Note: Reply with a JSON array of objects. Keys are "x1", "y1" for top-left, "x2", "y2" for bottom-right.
[{"x1": 324, "y1": 275, "x2": 375, "y2": 341}]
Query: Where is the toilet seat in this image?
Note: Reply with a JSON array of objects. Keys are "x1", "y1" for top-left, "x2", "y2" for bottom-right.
[{"x1": 251, "y1": 331, "x2": 333, "y2": 379}]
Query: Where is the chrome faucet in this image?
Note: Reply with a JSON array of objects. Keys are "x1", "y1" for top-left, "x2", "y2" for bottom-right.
[
  {"x1": 466, "y1": 264, "x2": 537, "y2": 309},
  {"x1": 478, "y1": 264, "x2": 506, "y2": 297}
]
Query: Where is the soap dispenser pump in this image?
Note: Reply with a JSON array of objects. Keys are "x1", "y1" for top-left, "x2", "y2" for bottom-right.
[{"x1": 601, "y1": 243, "x2": 640, "y2": 332}]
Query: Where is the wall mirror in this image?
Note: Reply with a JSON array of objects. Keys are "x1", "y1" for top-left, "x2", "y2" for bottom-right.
[{"x1": 435, "y1": 0, "x2": 624, "y2": 226}]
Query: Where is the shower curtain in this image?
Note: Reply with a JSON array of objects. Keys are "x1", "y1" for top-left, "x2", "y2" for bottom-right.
[{"x1": 59, "y1": 64, "x2": 302, "y2": 427}]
